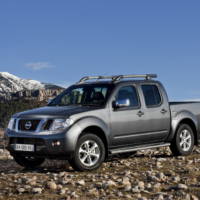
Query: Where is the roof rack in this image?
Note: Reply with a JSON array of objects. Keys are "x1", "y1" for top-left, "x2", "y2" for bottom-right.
[{"x1": 78, "y1": 74, "x2": 157, "y2": 83}]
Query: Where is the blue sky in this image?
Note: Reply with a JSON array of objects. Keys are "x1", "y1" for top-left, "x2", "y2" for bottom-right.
[{"x1": 0, "y1": 0, "x2": 200, "y2": 100}]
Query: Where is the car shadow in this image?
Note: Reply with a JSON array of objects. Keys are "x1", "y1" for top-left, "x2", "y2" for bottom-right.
[
  {"x1": 106, "y1": 152, "x2": 174, "y2": 162},
  {"x1": 0, "y1": 159, "x2": 75, "y2": 174},
  {"x1": 0, "y1": 150, "x2": 197, "y2": 174}
]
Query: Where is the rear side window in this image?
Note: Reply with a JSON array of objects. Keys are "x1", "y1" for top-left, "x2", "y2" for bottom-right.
[
  {"x1": 141, "y1": 85, "x2": 161, "y2": 107},
  {"x1": 116, "y1": 86, "x2": 140, "y2": 108}
]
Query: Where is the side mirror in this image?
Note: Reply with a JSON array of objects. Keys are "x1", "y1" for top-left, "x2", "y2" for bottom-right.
[{"x1": 113, "y1": 99, "x2": 130, "y2": 109}]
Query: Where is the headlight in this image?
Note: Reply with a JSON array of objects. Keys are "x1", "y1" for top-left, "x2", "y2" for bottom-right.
[
  {"x1": 50, "y1": 118, "x2": 74, "y2": 131},
  {"x1": 8, "y1": 118, "x2": 15, "y2": 130}
]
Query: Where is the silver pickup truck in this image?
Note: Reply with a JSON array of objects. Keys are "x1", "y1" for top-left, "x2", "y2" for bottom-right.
[{"x1": 5, "y1": 74, "x2": 200, "y2": 171}]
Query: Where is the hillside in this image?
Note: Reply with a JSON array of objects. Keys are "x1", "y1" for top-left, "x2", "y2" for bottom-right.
[
  {"x1": 0, "y1": 99, "x2": 46, "y2": 128},
  {"x1": 0, "y1": 72, "x2": 64, "y2": 128},
  {"x1": 0, "y1": 72, "x2": 64, "y2": 101}
]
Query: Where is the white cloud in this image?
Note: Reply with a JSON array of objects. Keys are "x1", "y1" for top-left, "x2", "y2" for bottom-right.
[{"x1": 25, "y1": 62, "x2": 53, "y2": 70}]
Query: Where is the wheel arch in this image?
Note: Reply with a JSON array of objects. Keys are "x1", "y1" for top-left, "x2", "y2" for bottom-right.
[
  {"x1": 177, "y1": 118, "x2": 198, "y2": 145},
  {"x1": 65, "y1": 117, "x2": 110, "y2": 155},
  {"x1": 171, "y1": 111, "x2": 198, "y2": 145},
  {"x1": 78, "y1": 126, "x2": 108, "y2": 157}
]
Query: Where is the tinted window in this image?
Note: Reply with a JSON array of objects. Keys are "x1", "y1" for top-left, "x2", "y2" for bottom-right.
[
  {"x1": 142, "y1": 85, "x2": 161, "y2": 106},
  {"x1": 116, "y1": 86, "x2": 139, "y2": 107}
]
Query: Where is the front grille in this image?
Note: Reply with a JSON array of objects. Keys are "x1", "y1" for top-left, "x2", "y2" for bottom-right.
[{"x1": 18, "y1": 119, "x2": 40, "y2": 131}]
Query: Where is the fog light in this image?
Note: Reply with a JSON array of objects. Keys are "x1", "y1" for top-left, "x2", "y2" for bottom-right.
[{"x1": 52, "y1": 140, "x2": 61, "y2": 147}]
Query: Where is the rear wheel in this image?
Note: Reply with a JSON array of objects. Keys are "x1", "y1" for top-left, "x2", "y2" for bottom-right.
[
  {"x1": 13, "y1": 154, "x2": 45, "y2": 169},
  {"x1": 170, "y1": 124, "x2": 194, "y2": 156},
  {"x1": 68, "y1": 134, "x2": 106, "y2": 171}
]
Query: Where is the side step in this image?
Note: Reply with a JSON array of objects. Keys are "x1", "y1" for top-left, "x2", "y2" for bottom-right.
[{"x1": 110, "y1": 143, "x2": 170, "y2": 155}]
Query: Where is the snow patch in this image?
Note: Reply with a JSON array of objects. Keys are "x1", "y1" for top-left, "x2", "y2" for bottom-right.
[{"x1": 0, "y1": 72, "x2": 46, "y2": 94}]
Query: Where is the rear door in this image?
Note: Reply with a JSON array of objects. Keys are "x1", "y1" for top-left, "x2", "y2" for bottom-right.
[{"x1": 139, "y1": 83, "x2": 171, "y2": 142}]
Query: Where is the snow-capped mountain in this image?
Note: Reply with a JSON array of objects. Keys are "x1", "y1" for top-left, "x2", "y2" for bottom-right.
[{"x1": 0, "y1": 72, "x2": 63, "y2": 99}]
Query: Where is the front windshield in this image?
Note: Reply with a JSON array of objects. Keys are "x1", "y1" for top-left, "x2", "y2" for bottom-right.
[{"x1": 48, "y1": 84, "x2": 114, "y2": 107}]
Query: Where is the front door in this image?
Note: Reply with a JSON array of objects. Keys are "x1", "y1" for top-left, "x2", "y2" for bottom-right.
[{"x1": 110, "y1": 84, "x2": 146, "y2": 146}]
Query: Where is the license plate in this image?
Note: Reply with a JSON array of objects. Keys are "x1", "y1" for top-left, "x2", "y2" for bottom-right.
[{"x1": 13, "y1": 144, "x2": 35, "y2": 152}]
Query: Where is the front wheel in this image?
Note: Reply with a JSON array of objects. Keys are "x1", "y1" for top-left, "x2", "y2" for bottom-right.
[
  {"x1": 68, "y1": 134, "x2": 106, "y2": 171},
  {"x1": 13, "y1": 154, "x2": 45, "y2": 169},
  {"x1": 170, "y1": 124, "x2": 194, "y2": 156}
]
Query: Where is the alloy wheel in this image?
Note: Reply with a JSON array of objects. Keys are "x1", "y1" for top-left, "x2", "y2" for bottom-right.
[{"x1": 78, "y1": 140, "x2": 100, "y2": 167}]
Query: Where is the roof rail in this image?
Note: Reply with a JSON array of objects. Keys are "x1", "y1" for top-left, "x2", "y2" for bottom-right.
[{"x1": 78, "y1": 74, "x2": 157, "y2": 83}]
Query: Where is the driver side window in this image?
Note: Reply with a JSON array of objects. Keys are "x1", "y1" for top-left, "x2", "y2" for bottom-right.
[{"x1": 116, "y1": 86, "x2": 140, "y2": 108}]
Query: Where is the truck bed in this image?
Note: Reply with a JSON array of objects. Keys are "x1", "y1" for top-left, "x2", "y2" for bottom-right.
[
  {"x1": 169, "y1": 101, "x2": 200, "y2": 124},
  {"x1": 170, "y1": 101, "x2": 200, "y2": 105}
]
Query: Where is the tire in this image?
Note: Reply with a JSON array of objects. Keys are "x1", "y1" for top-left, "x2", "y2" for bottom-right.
[
  {"x1": 170, "y1": 124, "x2": 194, "y2": 156},
  {"x1": 13, "y1": 154, "x2": 45, "y2": 169},
  {"x1": 68, "y1": 134, "x2": 106, "y2": 171}
]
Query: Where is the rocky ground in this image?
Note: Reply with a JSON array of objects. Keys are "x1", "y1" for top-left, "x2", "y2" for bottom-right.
[{"x1": 0, "y1": 130, "x2": 200, "y2": 200}]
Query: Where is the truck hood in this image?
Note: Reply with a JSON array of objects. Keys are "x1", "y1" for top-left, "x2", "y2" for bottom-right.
[{"x1": 13, "y1": 105, "x2": 101, "y2": 118}]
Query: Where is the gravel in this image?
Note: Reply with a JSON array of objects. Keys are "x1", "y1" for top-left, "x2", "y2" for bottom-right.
[
  {"x1": 32, "y1": 187, "x2": 43, "y2": 194},
  {"x1": 0, "y1": 140, "x2": 200, "y2": 199}
]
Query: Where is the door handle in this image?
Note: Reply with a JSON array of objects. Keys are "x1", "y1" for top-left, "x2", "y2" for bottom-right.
[
  {"x1": 161, "y1": 109, "x2": 167, "y2": 114},
  {"x1": 137, "y1": 111, "x2": 144, "y2": 117}
]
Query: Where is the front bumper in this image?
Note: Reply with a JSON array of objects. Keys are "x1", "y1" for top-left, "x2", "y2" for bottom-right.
[{"x1": 5, "y1": 129, "x2": 73, "y2": 159}]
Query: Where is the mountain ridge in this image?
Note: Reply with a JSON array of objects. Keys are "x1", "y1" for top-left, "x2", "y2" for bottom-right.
[{"x1": 0, "y1": 72, "x2": 64, "y2": 101}]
